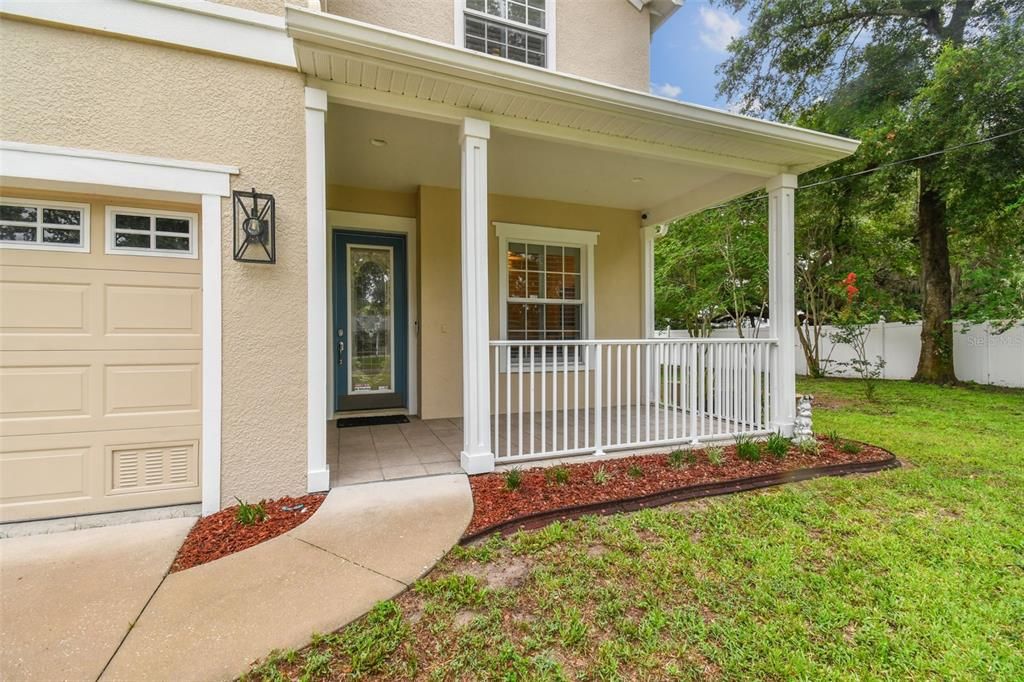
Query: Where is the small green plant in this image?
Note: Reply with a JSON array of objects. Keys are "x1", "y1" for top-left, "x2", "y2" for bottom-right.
[
  {"x1": 825, "y1": 428, "x2": 841, "y2": 443},
  {"x1": 667, "y1": 449, "x2": 697, "y2": 468},
  {"x1": 592, "y1": 466, "x2": 611, "y2": 485},
  {"x1": 798, "y1": 438, "x2": 821, "y2": 455},
  {"x1": 545, "y1": 465, "x2": 570, "y2": 485},
  {"x1": 840, "y1": 440, "x2": 863, "y2": 454},
  {"x1": 503, "y1": 468, "x2": 523, "y2": 491},
  {"x1": 735, "y1": 434, "x2": 761, "y2": 462},
  {"x1": 234, "y1": 497, "x2": 268, "y2": 526},
  {"x1": 627, "y1": 464, "x2": 644, "y2": 478},
  {"x1": 705, "y1": 446, "x2": 725, "y2": 466},
  {"x1": 765, "y1": 432, "x2": 791, "y2": 459}
]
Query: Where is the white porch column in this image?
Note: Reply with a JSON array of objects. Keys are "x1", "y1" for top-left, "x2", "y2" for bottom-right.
[
  {"x1": 305, "y1": 86, "x2": 330, "y2": 492},
  {"x1": 767, "y1": 173, "x2": 798, "y2": 436},
  {"x1": 459, "y1": 118, "x2": 495, "y2": 474}
]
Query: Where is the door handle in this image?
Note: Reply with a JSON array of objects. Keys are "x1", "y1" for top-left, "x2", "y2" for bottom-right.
[{"x1": 337, "y1": 329, "x2": 345, "y2": 367}]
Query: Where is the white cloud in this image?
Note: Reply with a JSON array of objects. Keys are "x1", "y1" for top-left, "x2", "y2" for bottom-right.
[
  {"x1": 650, "y1": 82, "x2": 683, "y2": 99},
  {"x1": 698, "y1": 6, "x2": 742, "y2": 53}
]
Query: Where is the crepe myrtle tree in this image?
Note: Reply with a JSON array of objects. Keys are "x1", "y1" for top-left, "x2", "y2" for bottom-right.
[{"x1": 713, "y1": 0, "x2": 1024, "y2": 383}]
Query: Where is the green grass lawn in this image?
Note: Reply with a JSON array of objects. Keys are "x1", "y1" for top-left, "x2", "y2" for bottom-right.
[{"x1": 249, "y1": 379, "x2": 1024, "y2": 681}]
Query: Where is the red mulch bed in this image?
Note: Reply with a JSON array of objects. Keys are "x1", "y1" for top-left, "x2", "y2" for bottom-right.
[
  {"x1": 466, "y1": 437, "x2": 893, "y2": 536},
  {"x1": 171, "y1": 493, "x2": 326, "y2": 572}
]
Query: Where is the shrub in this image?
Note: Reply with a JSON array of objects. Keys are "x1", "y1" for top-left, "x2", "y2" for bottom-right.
[
  {"x1": 705, "y1": 446, "x2": 725, "y2": 466},
  {"x1": 798, "y1": 438, "x2": 821, "y2": 456},
  {"x1": 667, "y1": 449, "x2": 696, "y2": 468},
  {"x1": 592, "y1": 466, "x2": 610, "y2": 485},
  {"x1": 627, "y1": 464, "x2": 644, "y2": 478},
  {"x1": 545, "y1": 465, "x2": 570, "y2": 485},
  {"x1": 503, "y1": 468, "x2": 523, "y2": 491},
  {"x1": 840, "y1": 440, "x2": 863, "y2": 454},
  {"x1": 735, "y1": 434, "x2": 761, "y2": 462},
  {"x1": 765, "y1": 433, "x2": 791, "y2": 459},
  {"x1": 234, "y1": 497, "x2": 268, "y2": 526},
  {"x1": 825, "y1": 429, "x2": 841, "y2": 443}
]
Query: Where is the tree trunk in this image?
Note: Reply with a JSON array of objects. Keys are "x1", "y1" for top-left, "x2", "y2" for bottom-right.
[{"x1": 913, "y1": 169, "x2": 957, "y2": 383}]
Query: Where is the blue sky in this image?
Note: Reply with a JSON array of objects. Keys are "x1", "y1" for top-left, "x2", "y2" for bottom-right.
[{"x1": 649, "y1": 1, "x2": 746, "y2": 110}]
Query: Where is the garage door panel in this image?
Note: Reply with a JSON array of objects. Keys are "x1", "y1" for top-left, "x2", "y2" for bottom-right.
[
  {"x1": 0, "y1": 427, "x2": 201, "y2": 523},
  {"x1": 0, "y1": 446, "x2": 90, "y2": 505},
  {"x1": 0, "y1": 266, "x2": 200, "y2": 351},
  {"x1": 105, "y1": 283, "x2": 200, "y2": 337},
  {"x1": 0, "y1": 279, "x2": 90, "y2": 335},
  {"x1": 1, "y1": 350, "x2": 200, "y2": 436},
  {"x1": 0, "y1": 364, "x2": 90, "y2": 420}
]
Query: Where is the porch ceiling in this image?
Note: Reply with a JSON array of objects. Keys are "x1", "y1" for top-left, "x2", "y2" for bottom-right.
[
  {"x1": 328, "y1": 105, "x2": 745, "y2": 212},
  {"x1": 290, "y1": 6, "x2": 859, "y2": 223}
]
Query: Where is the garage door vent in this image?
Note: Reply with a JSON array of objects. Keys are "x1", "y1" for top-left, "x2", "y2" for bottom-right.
[{"x1": 109, "y1": 442, "x2": 198, "y2": 494}]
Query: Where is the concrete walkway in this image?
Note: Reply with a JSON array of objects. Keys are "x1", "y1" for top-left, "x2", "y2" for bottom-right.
[{"x1": 1, "y1": 474, "x2": 473, "y2": 682}]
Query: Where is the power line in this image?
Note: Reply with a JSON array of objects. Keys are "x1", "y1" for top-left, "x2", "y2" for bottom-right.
[{"x1": 690, "y1": 126, "x2": 1024, "y2": 214}]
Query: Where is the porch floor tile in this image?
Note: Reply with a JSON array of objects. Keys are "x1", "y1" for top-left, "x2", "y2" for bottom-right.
[{"x1": 330, "y1": 416, "x2": 462, "y2": 487}]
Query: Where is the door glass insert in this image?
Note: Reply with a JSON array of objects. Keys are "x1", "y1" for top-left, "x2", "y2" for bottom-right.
[{"x1": 348, "y1": 245, "x2": 394, "y2": 394}]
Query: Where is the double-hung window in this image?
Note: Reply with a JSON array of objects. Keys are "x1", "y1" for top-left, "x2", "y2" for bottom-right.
[
  {"x1": 497, "y1": 222, "x2": 597, "y2": 366},
  {"x1": 0, "y1": 197, "x2": 89, "y2": 251},
  {"x1": 106, "y1": 206, "x2": 198, "y2": 258},
  {"x1": 462, "y1": 0, "x2": 551, "y2": 68}
]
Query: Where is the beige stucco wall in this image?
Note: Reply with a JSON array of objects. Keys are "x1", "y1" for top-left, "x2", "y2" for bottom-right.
[
  {"x1": 0, "y1": 19, "x2": 310, "y2": 506},
  {"x1": 323, "y1": 0, "x2": 651, "y2": 91},
  {"x1": 557, "y1": 0, "x2": 651, "y2": 91},
  {"x1": 417, "y1": 186, "x2": 642, "y2": 419},
  {"x1": 324, "y1": 0, "x2": 454, "y2": 42}
]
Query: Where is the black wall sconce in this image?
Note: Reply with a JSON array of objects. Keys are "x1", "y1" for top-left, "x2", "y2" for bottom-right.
[{"x1": 232, "y1": 188, "x2": 276, "y2": 263}]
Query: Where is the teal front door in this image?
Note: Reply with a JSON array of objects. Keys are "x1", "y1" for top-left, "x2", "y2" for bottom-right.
[{"x1": 332, "y1": 230, "x2": 408, "y2": 412}]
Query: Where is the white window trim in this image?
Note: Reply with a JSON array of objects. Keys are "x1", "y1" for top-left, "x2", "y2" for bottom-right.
[
  {"x1": 496, "y1": 221, "x2": 596, "y2": 370},
  {"x1": 455, "y1": 0, "x2": 557, "y2": 70},
  {"x1": 105, "y1": 205, "x2": 199, "y2": 259},
  {"x1": 0, "y1": 196, "x2": 91, "y2": 252}
]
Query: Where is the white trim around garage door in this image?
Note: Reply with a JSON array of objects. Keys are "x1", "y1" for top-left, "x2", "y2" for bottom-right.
[
  {"x1": 326, "y1": 210, "x2": 419, "y2": 418},
  {"x1": 0, "y1": 140, "x2": 237, "y2": 516}
]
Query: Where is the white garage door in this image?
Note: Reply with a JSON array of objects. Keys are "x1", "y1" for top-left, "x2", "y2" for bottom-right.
[{"x1": 0, "y1": 192, "x2": 203, "y2": 522}]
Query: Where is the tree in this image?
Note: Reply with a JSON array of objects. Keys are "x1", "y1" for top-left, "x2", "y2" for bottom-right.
[
  {"x1": 655, "y1": 200, "x2": 768, "y2": 336},
  {"x1": 713, "y1": 0, "x2": 1024, "y2": 383}
]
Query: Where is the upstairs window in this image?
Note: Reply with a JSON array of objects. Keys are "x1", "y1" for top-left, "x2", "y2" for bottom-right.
[{"x1": 463, "y1": 0, "x2": 550, "y2": 68}]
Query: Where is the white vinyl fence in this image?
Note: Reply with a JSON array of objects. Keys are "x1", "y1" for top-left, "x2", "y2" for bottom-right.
[{"x1": 656, "y1": 322, "x2": 1024, "y2": 388}]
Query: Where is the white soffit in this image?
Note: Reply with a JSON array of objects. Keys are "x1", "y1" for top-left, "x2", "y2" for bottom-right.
[
  {"x1": 0, "y1": 0, "x2": 296, "y2": 68},
  {"x1": 286, "y1": 6, "x2": 859, "y2": 176}
]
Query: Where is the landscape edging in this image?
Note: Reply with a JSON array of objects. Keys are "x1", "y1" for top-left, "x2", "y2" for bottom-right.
[{"x1": 461, "y1": 445, "x2": 900, "y2": 544}]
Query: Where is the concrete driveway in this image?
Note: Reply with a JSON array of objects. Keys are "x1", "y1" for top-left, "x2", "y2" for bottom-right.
[
  {"x1": 0, "y1": 517, "x2": 194, "y2": 681},
  {"x1": 1, "y1": 474, "x2": 472, "y2": 682}
]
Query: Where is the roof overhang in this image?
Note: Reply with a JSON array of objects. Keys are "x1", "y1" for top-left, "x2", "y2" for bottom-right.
[
  {"x1": 286, "y1": 6, "x2": 859, "y2": 224},
  {"x1": 627, "y1": 0, "x2": 685, "y2": 34}
]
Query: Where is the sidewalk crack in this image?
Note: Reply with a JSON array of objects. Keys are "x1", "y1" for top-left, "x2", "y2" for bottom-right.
[
  {"x1": 94, "y1": 565, "x2": 171, "y2": 681},
  {"x1": 291, "y1": 536, "x2": 408, "y2": 587}
]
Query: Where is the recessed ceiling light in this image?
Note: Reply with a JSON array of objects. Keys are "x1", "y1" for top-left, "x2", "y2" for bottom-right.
[
  {"x1": 370, "y1": 137, "x2": 388, "y2": 147},
  {"x1": 631, "y1": 176, "x2": 644, "y2": 183}
]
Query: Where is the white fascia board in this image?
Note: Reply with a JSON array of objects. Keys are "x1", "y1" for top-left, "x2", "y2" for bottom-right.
[
  {"x1": 285, "y1": 7, "x2": 859, "y2": 166},
  {"x1": 0, "y1": 0, "x2": 296, "y2": 69},
  {"x1": 0, "y1": 141, "x2": 239, "y2": 196}
]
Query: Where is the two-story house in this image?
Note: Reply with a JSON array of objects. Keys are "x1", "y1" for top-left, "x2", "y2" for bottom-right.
[{"x1": 0, "y1": 0, "x2": 858, "y2": 524}]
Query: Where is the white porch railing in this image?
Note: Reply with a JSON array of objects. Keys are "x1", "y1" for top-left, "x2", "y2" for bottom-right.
[{"x1": 489, "y1": 338, "x2": 779, "y2": 463}]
